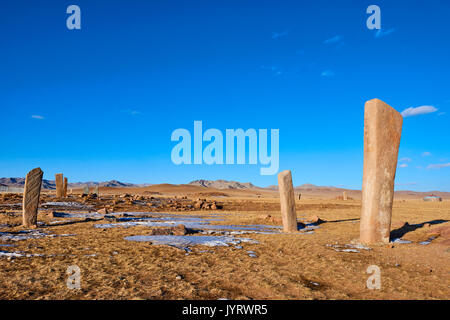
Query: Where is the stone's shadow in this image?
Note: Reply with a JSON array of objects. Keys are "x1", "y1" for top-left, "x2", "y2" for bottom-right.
[
  {"x1": 322, "y1": 218, "x2": 359, "y2": 224},
  {"x1": 390, "y1": 219, "x2": 449, "y2": 240}
]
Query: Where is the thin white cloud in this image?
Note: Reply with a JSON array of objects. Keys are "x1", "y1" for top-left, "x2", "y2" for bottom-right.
[
  {"x1": 272, "y1": 30, "x2": 289, "y2": 40},
  {"x1": 375, "y1": 28, "x2": 395, "y2": 38},
  {"x1": 31, "y1": 115, "x2": 44, "y2": 120},
  {"x1": 427, "y1": 163, "x2": 450, "y2": 169},
  {"x1": 323, "y1": 35, "x2": 343, "y2": 44},
  {"x1": 261, "y1": 65, "x2": 283, "y2": 76},
  {"x1": 399, "y1": 157, "x2": 412, "y2": 162},
  {"x1": 422, "y1": 152, "x2": 432, "y2": 157},
  {"x1": 130, "y1": 110, "x2": 141, "y2": 116},
  {"x1": 399, "y1": 163, "x2": 408, "y2": 168},
  {"x1": 401, "y1": 106, "x2": 438, "y2": 118},
  {"x1": 438, "y1": 112, "x2": 446, "y2": 116},
  {"x1": 321, "y1": 70, "x2": 335, "y2": 77}
]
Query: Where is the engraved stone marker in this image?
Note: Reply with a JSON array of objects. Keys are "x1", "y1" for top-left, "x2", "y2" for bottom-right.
[
  {"x1": 278, "y1": 170, "x2": 298, "y2": 233},
  {"x1": 360, "y1": 99, "x2": 403, "y2": 244},
  {"x1": 23, "y1": 168, "x2": 43, "y2": 228},
  {"x1": 343, "y1": 191, "x2": 348, "y2": 201},
  {"x1": 63, "y1": 177, "x2": 68, "y2": 197},
  {"x1": 55, "y1": 173, "x2": 64, "y2": 198}
]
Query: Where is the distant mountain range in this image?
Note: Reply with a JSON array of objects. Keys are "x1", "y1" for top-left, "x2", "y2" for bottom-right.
[
  {"x1": 0, "y1": 177, "x2": 448, "y2": 197},
  {"x1": 189, "y1": 179, "x2": 255, "y2": 190},
  {"x1": 0, "y1": 178, "x2": 149, "y2": 190}
]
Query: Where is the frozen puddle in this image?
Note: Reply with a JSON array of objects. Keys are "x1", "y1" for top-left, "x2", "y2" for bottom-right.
[
  {"x1": 0, "y1": 230, "x2": 75, "y2": 241},
  {"x1": 419, "y1": 236, "x2": 437, "y2": 245},
  {"x1": 94, "y1": 212, "x2": 319, "y2": 235},
  {"x1": 125, "y1": 235, "x2": 258, "y2": 251},
  {"x1": 0, "y1": 250, "x2": 45, "y2": 259},
  {"x1": 51, "y1": 212, "x2": 103, "y2": 219},
  {"x1": 392, "y1": 238, "x2": 413, "y2": 244},
  {"x1": 326, "y1": 243, "x2": 372, "y2": 253},
  {"x1": 41, "y1": 202, "x2": 93, "y2": 210}
]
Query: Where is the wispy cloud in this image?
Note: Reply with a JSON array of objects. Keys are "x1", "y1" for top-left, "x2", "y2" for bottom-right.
[
  {"x1": 271, "y1": 30, "x2": 289, "y2": 40},
  {"x1": 438, "y1": 112, "x2": 446, "y2": 116},
  {"x1": 422, "y1": 152, "x2": 432, "y2": 157},
  {"x1": 399, "y1": 157, "x2": 412, "y2": 162},
  {"x1": 261, "y1": 65, "x2": 283, "y2": 76},
  {"x1": 401, "y1": 105, "x2": 438, "y2": 118},
  {"x1": 323, "y1": 35, "x2": 343, "y2": 44},
  {"x1": 31, "y1": 115, "x2": 44, "y2": 120},
  {"x1": 399, "y1": 163, "x2": 408, "y2": 168},
  {"x1": 427, "y1": 163, "x2": 450, "y2": 170},
  {"x1": 321, "y1": 70, "x2": 335, "y2": 77},
  {"x1": 130, "y1": 110, "x2": 141, "y2": 116},
  {"x1": 374, "y1": 28, "x2": 395, "y2": 38}
]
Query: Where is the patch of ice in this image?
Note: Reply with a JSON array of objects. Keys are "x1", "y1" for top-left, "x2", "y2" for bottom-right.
[
  {"x1": 124, "y1": 235, "x2": 258, "y2": 251},
  {"x1": 0, "y1": 250, "x2": 45, "y2": 258},
  {"x1": 51, "y1": 212, "x2": 101, "y2": 218},
  {"x1": 392, "y1": 238, "x2": 412, "y2": 244},
  {"x1": 42, "y1": 202, "x2": 93, "y2": 209},
  {"x1": 419, "y1": 236, "x2": 436, "y2": 245},
  {"x1": 0, "y1": 230, "x2": 75, "y2": 241}
]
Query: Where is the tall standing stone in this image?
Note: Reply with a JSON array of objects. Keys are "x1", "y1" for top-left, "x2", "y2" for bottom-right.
[
  {"x1": 55, "y1": 173, "x2": 64, "y2": 198},
  {"x1": 343, "y1": 191, "x2": 348, "y2": 201},
  {"x1": 360, "y1": 99, "x2": 403, "y2": 244},
  {"x1": 278, "y1": 170, "x2": 298, "y2": 233},
  {"x1": 63, "y1": 177, "x2": 68, "y2": 197},
  {"x1": 23, "y1": 168, "x2": 43, "y2": 228}
]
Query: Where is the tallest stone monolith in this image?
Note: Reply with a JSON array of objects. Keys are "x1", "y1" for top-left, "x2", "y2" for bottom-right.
[{"x1": 360, "y1": 99, "x2": 403, "y2": 244}]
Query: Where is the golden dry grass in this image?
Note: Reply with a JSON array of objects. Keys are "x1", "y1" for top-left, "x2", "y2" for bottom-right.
[{"x1": 0, "y1": 194, "x2": 449, "y2": 300}]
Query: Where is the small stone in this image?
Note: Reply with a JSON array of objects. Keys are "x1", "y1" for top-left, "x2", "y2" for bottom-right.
[
  {"x1": 306, "y1": 215, "x2": 326, "y2": 224},
  {"x1": 97, "y1": 208, "x2": 108, "y2": 215}
]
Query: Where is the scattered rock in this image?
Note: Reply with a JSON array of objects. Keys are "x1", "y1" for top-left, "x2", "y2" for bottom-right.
[
  {"x1": 97, "y1": 208, "x2": 108, "y2": 215},
  {"x1": 306, "y1": 215, "x2": 326, "y2": 224}
]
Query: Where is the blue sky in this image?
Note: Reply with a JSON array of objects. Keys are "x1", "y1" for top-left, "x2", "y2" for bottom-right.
[{"x1": 0, "y1": 0, "x2": 449, "y2": 191}]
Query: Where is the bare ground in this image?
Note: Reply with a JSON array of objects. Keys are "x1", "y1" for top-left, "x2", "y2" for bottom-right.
[{"x1": 0, "y1": 189, "x2": 449, "y2": 300}]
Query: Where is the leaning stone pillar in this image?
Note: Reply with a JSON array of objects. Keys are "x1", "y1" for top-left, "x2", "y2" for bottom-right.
[
  {"x1": 278, "y1": 170, "x2": 298, "y2": 233},
  {"x1": 23, "y1": 168, "x2": 43, "y2": 228},
  {"x1": 360, "y1": 99, "x2": 403, "y2": 244},
  {"x1": 55, "y1": 173, "x2": 64, "y2": 198}
]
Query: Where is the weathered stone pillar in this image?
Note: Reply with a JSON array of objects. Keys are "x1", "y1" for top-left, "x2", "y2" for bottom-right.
[
  {"x1": 55, "y1": 173, "x2": 64, "y2": 198},
  {"x1": 23, "y1": 168, "x2": 43, "y2": 228},
  {"x1": 278, "y1": 170, "x2": 298, "y2": 233},
  {"x1": 298, "y1": 193, "x2": 302, "y2": 200},
  {"x1": 63, "y1": 177, "x2": 68, "y2": 197},
  {"x1": 360, "y1": 99, "x2": 403, "y2": 244},
  {"x1": 343, "y1": 191, "x2": 348, "y2": 201}
]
